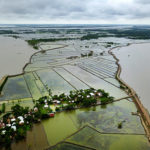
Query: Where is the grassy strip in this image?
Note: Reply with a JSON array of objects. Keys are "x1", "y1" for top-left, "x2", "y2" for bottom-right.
[{"x1": 0, "y1": 76, "x2": 8, "y2": 94}]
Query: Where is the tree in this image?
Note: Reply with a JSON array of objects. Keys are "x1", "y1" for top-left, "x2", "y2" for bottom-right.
[
  {"x1": 15, "y1": 127, "x2": 27, "y2": 141},
  {"x1": 2, "y1": 103, "x2": 5, "y2": 113},
  {"x1": 118, "y1": 122, "x2": 122, "y2": 129},
  {"x1": 64, "y1": 104, "x2": 75, "y2": 110},
  {"x1": 11, "y1": 104, "x2": 26, "y2": 116}
]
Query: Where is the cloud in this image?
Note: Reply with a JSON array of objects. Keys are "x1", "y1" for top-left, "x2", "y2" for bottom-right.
[
  {"x1": 0, "y1": 0, "x2": 150, "y2": 24},
  {"x1": 134, "y1": 0, "x2": 150, "y2": 4}
]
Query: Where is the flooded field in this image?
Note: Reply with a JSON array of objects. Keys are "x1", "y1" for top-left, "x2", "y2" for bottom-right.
[
  {"x1": 66, "y1": 126, "x2": 150, "y2": 150},
  {"x1": 114, "y1": 43, "x2": 150, "y2": 112},
  {"x1": 0, "y1": 36, "x2": 150, "y2": 149},
  {"x1": 11, "y1": 124, "x2": 49, "y2": 150},
  {"x1": 43, "y1": 100, "x2": 149, "y2": 149}
]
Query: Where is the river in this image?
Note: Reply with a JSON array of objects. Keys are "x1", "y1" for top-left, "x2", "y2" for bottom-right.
[
  {"x1": 114, "y1": 43, "x2": 150, "y2": 113},
  {"x1": 0, "y1": 36, "x2": 36, "y2": 81}
]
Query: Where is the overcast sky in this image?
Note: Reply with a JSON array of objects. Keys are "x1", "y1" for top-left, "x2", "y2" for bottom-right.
[{"x1": 0, "y1": 0, "x2": 150, "y2": 24}]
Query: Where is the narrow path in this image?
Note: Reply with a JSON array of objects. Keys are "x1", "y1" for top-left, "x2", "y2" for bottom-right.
[{"x1": 108, "y1": 45, "x2": 150, "y2": 141}]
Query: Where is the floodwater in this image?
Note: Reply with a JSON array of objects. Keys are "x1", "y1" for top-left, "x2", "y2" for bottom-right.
[
  {"x1": 114, "y1": 43, "x2": 150, "y2": 112},
  {"x1": 42, "y1": 100, "x2": 149, "y2": 149},
  {"x1": 0, "y1": 36, "x2": 36, "y2": 80}
]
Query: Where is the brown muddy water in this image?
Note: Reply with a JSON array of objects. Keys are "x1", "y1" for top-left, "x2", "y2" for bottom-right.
[
  {"x1": 114, "y1": 43, "x2": 150, "y2": 112},
  {"x1": 0, "y1": 36, "x2": 36, "y2": 80}
]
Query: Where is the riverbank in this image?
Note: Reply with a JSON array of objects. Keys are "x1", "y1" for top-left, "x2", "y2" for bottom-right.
[
  {"x1": 114, "y1": 43, "x2": 150, "y2": 112},
  {"x1": 108, "y1": 45, "x2": 150, "y2": 141},
  {"x1": 0, "y1": 37, "x2": 67, "y2": 96}
]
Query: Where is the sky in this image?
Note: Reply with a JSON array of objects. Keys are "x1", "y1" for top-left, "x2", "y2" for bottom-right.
[{"x1": 0, "y1": 0, "x2": 150, "y2": 24}]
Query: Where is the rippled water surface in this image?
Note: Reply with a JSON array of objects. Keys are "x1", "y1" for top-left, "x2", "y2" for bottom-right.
[
  {"x1": 0, "y1": 36, "x2": 35, "y2": 80},
  {"x1": 114, "y1": 43, "x2": 150, "y2": 112}
]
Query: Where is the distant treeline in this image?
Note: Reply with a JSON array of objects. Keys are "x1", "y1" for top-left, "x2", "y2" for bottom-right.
[
  {"x1": 2, "y1": 27, "x2": 150, "y2": 40},
  {"x1": 106, "y1": 29, "x2": 150, "y2": 39},
  {"x1": 27, "y1": 38, "x2": 79, "y2": 49},
  {"x1": 80, "y1": 28, "x2": 150, "y2": 40},
  {"x1": 0, "y1": 30, "x2": 18, "y2": 34},
  {"x1": 27, "y1": 28, "x2": 150, "y2": 49},
  {"x1": 81, "y1": 33, "x2": 109, "y2": 40}
]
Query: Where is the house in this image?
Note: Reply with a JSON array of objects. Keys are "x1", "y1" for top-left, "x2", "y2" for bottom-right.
[
  {"x1": 97, "y1": 92, "x2": 102, "y2": 96},
  {"x1": 34, "y1": 107, "x2": 38, "y2": 112},
  {"x1": 95, "y1": 92, "x2": 102, "y2": 97},
  {"x1": 49, "y1": 113, "x2": 55, "y2": 117},
  {"x1": 90, "y1": 93, "x2": 95, "y2": 96},
  {"x1": 53, "y1": 100, "x2": 60, "y2": 104},
  {"x1": 44, "y1": 104, "x2": 49, "y2": 108},
  {"x1": 19, "y1": 120, "x2": 24, "y2": 125},
  {"x1": 11, "y1": 126, "x2": 16, "y2": 131},
  {"x1": 18, "y1": 116, "x2": 24, "y2": 125},
  {"x1": 56, "y1": 101, "x2": 60, "y2": 104},
  {"x1": 6, "y1": 124, "x2": 11, "y2": 127},
  {"x1": 1, "y1": 130, "x2": 6, "y2": 135},
  {"x1": 11, "y1": 118, "x2": 16, "y2": 122},
  {"x1": 0, "y1": 122, "x2": 5, "y2": 128},
  {"x1": 87, "y1": 95, "x2": 90, "y2": 98},
  {"x1": 18, "y1": 116, "x2": 24, "y2": 121}
]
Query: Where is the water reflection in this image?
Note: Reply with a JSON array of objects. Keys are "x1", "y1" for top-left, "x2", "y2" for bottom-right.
[
  {"x1": 114, "y1": 43, "x2": 150, "y2": 112},
  {"x1": 0, "y1": 36, "x2": 36, "y2": 80}
]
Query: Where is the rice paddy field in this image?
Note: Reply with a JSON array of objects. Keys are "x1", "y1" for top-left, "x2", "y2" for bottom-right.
[{"x1": 0, "y1": 39, "x2": 150, "y2": 150}]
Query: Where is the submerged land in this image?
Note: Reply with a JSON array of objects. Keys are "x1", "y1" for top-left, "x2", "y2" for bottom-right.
[{"x1": 0, "y1": 24, "x2": 150, "y2": 150}]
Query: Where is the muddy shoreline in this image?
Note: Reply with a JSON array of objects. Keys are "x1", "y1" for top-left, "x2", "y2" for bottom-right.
[{"x1": 108, "y1": 45, "x2": 150, "y2": 141}]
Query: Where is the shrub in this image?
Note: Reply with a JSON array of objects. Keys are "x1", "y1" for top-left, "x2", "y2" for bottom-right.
[
  {"x1": 101, "y1": 97, "x2": 109, "y2": 105},
  {"x1": 118, "y1": 122, "x2": 123, "y2": 129},
  {"x1": 15, "y1": 127, "x2": 27, "y2": 140},
  {"x1": 64, "y1": 104, "x2": 75, "y2": 110},
  {"x1": 2, "y1": 103, "x2": 5, "y2": 113},
  {"x1": 55, "y1": 107, "x2": 60, "y2": 112},
  {"x1": 11, "y1": 104, "x2": 27, "y2": 116}
]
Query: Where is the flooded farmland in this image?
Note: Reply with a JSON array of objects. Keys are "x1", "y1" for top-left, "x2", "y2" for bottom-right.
[
  {"x1": 0, "y1": 39, "x2": 150, "y2": 150},
  {"x1": 0, "y1": 25, "x2": 150, "y2": 150}
]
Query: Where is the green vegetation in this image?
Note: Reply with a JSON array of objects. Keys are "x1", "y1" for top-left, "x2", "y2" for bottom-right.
[
  {"x1": 26, "y1": 28, "x2": 150, "y2": 50},
  {"x1": 1, "y1": 103, "x2": 5, "y2": 113},
  {"x1": 0, "y1": 76, "x2": 8, "y2": 94},
  {"x1": 0, "y1": 30, "x2": 18, "y2": 34},
  {"x1": 107, "y1": 28, "x2": 150, "y2": 39},
  {"x1": 120, "y1": 85, "x2": 126, "y2": 90},
  {"x1": 0, "y1": 88, "x2": 114, "y2": 148},
  {"x1": 118, "y1": 122, "x2": 123, "y2": 129},
  {"x1": 80, "y1": 28, "x2": 150, "y2": 40},
  {"x1": 0, "y1": 99, "x2": 53, "y2": 148},
  {"x1": 81, "y1": 51, "x2": 94, "y2": 57},
  {"x1": 104, "y1": 42, "x2": 114, "y2": 48},
  {"x1": 81, "y1": 33, "x2": 110, "y2": 40},
  {"x1": 27, "y1": 37, "x2": 79, "y2": 49},
  {"x1": 27, "y1": 40, "x2": 39, "y2": 49},
  {"x1": 36, "y1": 29, "x2": 60, "y2": 34},
  {"x1": 81, "y1": 33, "x2": 100, "y2": 40},
  {"x1": 10, "y1": 35, "x2": 20, "y2": 39},
  {"x1": 51, "y1": 88, "x2": 114, "y2": 109}
]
